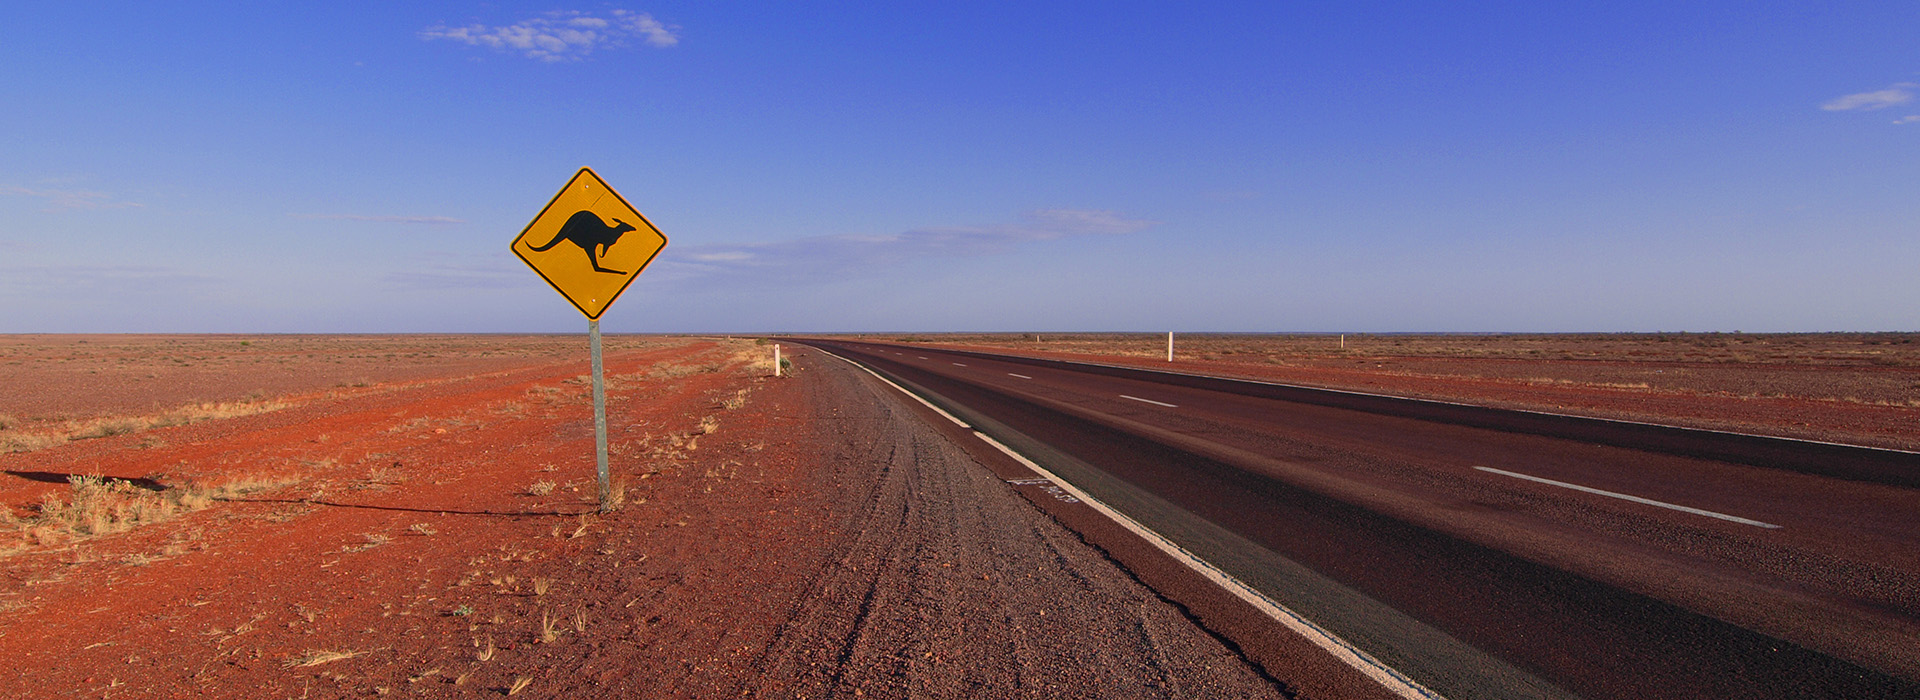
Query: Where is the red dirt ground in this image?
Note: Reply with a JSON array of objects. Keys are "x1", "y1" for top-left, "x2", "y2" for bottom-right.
[
  {"x1": 3, "y1": 337, "x2": 778, "y2": 697},
  {"x1": 5, "y1": 333, "x2": 1910, "y2": 699},
  {"x1": 1, "y1": 336, "x2": 1298, "y2": 700}
]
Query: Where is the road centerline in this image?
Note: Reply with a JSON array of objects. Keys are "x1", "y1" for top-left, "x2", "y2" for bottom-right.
[
  {"x1": 1473, "y1": 466, "x2": 1782, "y2": 529},
  {"x1": 1120, "y1": 394, "x2": 1178, "y2": 408},
  {"x1": 1008, "y1": 373, "x2": 1032, "y2": 379}
]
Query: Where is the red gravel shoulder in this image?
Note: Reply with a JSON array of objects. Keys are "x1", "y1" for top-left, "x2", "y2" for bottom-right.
[{"x1": 0, "y1": 336, "x2": 1296, "y2": 699}]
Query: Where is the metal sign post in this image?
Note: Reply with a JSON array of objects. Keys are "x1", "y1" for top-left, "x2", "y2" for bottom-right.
[{"x1": 589, "y1": 319, "x2": 611, "y2": 508}]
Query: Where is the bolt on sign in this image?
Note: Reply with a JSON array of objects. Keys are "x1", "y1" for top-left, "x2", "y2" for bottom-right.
[{"x1": 510, "y1": 167, "x2": 668, "y2": 320}]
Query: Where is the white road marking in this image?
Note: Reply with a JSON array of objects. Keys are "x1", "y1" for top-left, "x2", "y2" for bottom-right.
[
  {"x1": 971, "y1": 431, "x2": 1441, "y2": 700},
  {"x1": 1120, "y1": 395, "x2": 1177, "y2": 408},
  {"x1": 816, "y1": 348, "x2": 971, "y2": 428},
  {"x1": 1008, "y1": 373, "x2": 1032, "y2": 379},
  {"x1": 952, "y1": 363, "x2": 968, "y2": 367},
  {"x1": 1473, "y1": 466, "x2": 1782, "y2": 529},
  {"x1": 819, "y1": 347, "x2": 1441, "y2": 700},
  {"x1": 917, "y1": 356, "x2": 929, "y2": 360}
]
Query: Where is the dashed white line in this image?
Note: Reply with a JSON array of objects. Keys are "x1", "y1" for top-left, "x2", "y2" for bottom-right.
[
  {"x1": 1008, "y1": 373, "x2": 1032, "y2": 379},
  {"x1": 952, "y1": 363, "x2": 968, "y2": 367},
  {"x1": 1120, "y1": 395, "x2": 1178, "y2": 408},
  {"x1": 1473, "y1": 466, "x2": 1782, "y2": 529},
  {"x1": 917, "y1": 356, "x2": 929, "y2": 360}
]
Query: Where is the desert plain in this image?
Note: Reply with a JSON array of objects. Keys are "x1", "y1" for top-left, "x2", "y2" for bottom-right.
[{"x1": 1, "y1": 332, "x2": 1915, "y2": 698}]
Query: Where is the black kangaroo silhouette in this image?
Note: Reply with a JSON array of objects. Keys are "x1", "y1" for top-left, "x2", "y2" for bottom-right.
[{"x1": 527, "y1": 210, "x2": 637, "y2": 274}]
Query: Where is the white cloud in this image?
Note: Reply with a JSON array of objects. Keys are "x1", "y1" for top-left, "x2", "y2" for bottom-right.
[
  {"x1": 0, "y1": 185, "x2": 142, "y2": 212},
  {"x1": 1894, "y1": 115, "x2": 1920, "y2": 125},
  {"x1": 292, "y1": 213, "x2": 466, "y2": 225},
  {"x1": 659, "y1": 209, "x2": 1158, "y2": 283},
  {"x1": 421, "y1": 9, "x2": 678, "y2": 62},
  {"x1": 1021, "y1": 208, "x2": 1157, "y2": 236},
  {"x1": 1820, "y1": 82, "x2": 1917, "y2": 111}
]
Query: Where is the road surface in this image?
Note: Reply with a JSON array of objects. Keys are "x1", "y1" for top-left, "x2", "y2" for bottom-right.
[{"x1": 798, "y1": 339, "x2": 1920, "y2": 700}]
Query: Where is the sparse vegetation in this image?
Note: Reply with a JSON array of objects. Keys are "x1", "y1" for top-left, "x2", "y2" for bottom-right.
[
  {"x1": 527, "y1": 480, "x2": 556, "y2": 497},
  {"x1": 1, "y1": 473, "x2": 298, "y2": 555},
  {"x1": 539, "y1": 611, "x2": 561, "y2": 643},
  {"x1": 342, "y1": 533, "x2": 391, "y2": 553},
  {"x1": 285, "y1": 649, "x2": 364, "y2": 668},
  {"x1": 2, "y1": 398, "x2": 291, "y2": 454}
]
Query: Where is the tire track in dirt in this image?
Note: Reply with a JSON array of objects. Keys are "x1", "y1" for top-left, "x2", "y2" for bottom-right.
[{"x1": 739, "y1": 352, "x2": 1290, "y2": 699}]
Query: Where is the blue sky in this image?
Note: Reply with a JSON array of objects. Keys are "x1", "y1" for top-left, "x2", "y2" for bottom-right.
[{"x1": 2, "y1": 3, "x2": 1915, "y2": 333}]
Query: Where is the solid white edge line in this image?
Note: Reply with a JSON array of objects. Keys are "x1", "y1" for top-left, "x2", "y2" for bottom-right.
[
  {"x1": 814, "y1": 347, "x2": 972, "y2": 428},
  {"x1": 1473, "y1": 466, "x2": 1782, "y2": 529},
  {"x1": 812, "y1": 345, "x2": 1441, "y2": 700},
  {"x1": 971, "y1": 431, "x2": 1443, "y2": 700},
  {"x1": 889, "y1": 345, "x2": 1920, "y2": 457},
  {"x1": 1120, "y1": 394, "x2": 1178, "y2": 408}
]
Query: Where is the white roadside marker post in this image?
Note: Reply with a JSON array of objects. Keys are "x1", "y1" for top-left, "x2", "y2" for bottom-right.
[
  {"x1": 774, "y1": 343, "x2": 782, "y2": 377},
  {"x1": 1167, "y1": 331, "x2": 1174, "y2": 362}
]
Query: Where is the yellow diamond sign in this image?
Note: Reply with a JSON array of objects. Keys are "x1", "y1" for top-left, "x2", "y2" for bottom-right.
[{"x1": 511, "y1": 167, "x2": 668, "y2": 320}]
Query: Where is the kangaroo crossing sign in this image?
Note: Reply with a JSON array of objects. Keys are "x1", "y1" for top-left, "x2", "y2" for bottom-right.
[{"x1": 511, "y1": 167, "x2": 668, "y2": 319}]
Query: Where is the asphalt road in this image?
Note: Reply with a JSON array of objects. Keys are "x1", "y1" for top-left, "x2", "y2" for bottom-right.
[{"x1": 797, "y1": 339, "x2": 1920, "y2": 700}]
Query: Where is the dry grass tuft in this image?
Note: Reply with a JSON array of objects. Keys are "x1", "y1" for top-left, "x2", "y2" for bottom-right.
[
  {"x1": 643, "y1": 362, "x2": 704, "y2": 380},
  {"x1": 285, "y1": 649, "x2": 365, "y2": 668},
  {"x1": 342, "y1": 532, "x2": 391, "y2": 553},
  {"x1": 604, "y1": 475, "x2": 629, "y2": 511},
  {"x1": 0, "y1": 432, "x2": 68, "y2": 453},
  {"x1": 2, "y1": 398, "x2": 290, "y2": 454},
  {"x1": 527, "y1": 480, "x2": 556, "y2": 497},
  {"x1": 507, "y1": 675, "x2": 533, "y2": 695},
  {"x1": 1, "y1": 473, "x2": 299, "y2": 557}
]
